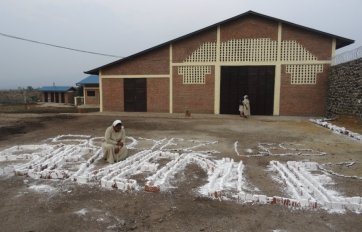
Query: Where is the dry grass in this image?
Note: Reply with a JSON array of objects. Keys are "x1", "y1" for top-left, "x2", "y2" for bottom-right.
[
  {"x1": 0, "y1": 103, "x2": 99, "y2": 114},
  {"x1": 331, "y1": 115, "x2": 362, "y2": 134},
  {"x1": 0, "y1": 103, "x2": 77, "y2": 113}
]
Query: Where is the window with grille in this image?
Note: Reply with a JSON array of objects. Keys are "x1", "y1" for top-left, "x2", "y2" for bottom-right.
[
  {"x1": 178, "y1": 66, "x2": 211, "y2": 84},
  {"x1": 86, "y1": 90, "x2": 96, "y2": 96},
  {"x1": 286, "y1": 64, "x2": 323, "y2": 84}
]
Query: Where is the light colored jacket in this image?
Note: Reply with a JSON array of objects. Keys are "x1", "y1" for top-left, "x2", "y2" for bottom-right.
[
  {"x1": 243, "y1": 99, "x2": 250, "y2": 116},
  {"x1": 104, "y1": 126, "x2": 126, "y2": 145}
]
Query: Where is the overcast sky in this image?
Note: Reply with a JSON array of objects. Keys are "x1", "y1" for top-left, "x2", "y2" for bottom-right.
[{"x1": 0, "y1": 0, "x2": 361, "y2": 89}]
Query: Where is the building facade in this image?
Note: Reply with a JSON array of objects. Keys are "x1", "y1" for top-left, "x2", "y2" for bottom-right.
[
  {"x1": 38, "y1": 86, "x2": 76, "y2": 104},
  {"x1": 86, "y1": 11, "x2": 353, "y2": 116},
  {"x1": 76, "y1": 75, "x2": 100, "y2": 106}
]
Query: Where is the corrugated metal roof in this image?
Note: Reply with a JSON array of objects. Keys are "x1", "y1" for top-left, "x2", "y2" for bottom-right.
[
  {"x1": 84, "y1": 10, "x2": 354, "y2": 75},
  {"x1": 76, "y1": 75, "x2": 99, "y2": 86},
  {"x1": 38, "y1": 86, "x2": 75, "y2": 92}
]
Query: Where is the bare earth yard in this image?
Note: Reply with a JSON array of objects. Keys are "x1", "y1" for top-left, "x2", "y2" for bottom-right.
[{"x1": 0, "y1": 111, "x2": 361, "y2": 232}]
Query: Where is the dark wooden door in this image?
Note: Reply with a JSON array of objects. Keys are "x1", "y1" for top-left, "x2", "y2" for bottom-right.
[
  {"x1": 247, "y1": 67, "x2": 275, "y2": 115},
  {"x1": 220, "y1": 67, "x2": 248, "y2": 114},
  {"x1": 220, "y1": 66, "x2": 275, "y2": 115},
  {"x1": 124, "y1": 78, "x2": 147, "y2": 112},
  {"x1": 61, "y1": 93, "x2": 65, "y2": 103}
]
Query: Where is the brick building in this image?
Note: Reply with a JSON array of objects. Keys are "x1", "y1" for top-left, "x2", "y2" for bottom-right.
[
  {"x1": 85, "y1": 11, "x2": 353, "y2": 116},
  {"x1": 76, "y1": 75, "x2": 100, "y2": 107},
  {"x1": 38, "y1": 86, "x2": 76, "y2": 104}
]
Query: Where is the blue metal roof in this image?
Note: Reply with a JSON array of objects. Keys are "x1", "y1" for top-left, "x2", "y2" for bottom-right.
[
  {"x1": 76, "y1": 75, "x2": 99, "y2": 86},
  {"x1": 38, "y1": 86, "x2": 75, "y2": 92}
]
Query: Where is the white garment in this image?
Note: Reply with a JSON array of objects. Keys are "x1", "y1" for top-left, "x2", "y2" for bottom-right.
[
  {"x1": 102, "y1": 126, "x2": 128, "y2": 163},
  {"x1": 239, "y1": 104, "x2": 244, "y2": 113},
  {"x1": 243, "y1": 99, "x2": 250, "y2": 116}
]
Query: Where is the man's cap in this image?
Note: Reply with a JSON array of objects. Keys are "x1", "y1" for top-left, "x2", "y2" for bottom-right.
[{"x1": 112, "y1": 119, "x2": 122, "y2": 127}]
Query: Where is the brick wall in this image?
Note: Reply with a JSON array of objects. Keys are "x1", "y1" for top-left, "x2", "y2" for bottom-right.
[
  {"x1": 102, "y1": 78, "x2": 124, "y2": 112},
  {"x1": 147, "y1": 78, "x2": 169, "y2": 112},
  {"x1": 172, "y1": 67, "x2": 215, "y2": 113},
  {"x1": 173, "y1": 28, "x2": 217, "y2": 62},
  {"x1": 281, "y1": 24, "x2": 333, "y2": 60},
  {"x1": 101, "y1": 78, "x2": 169, "y2": 112},
  {"x1": 84, "y1": 87, "x2": 100, "y2": 105},
  {"x1": 221, "y1": 15, "x2": 278, "y2": 41},
  {"x1": 327, "y1": 58, "x2": 362, "y2": 119},
  {"x1": 279, "y1": 64, "x2": 329, "y2": 116},
  {"x1": 64, "y1": 92, "x2": 75, "y2": 105},
  {"x1": 172, "y1": 28, "x2": 217, "y2": 113},
  {"x1": 102, "y1": 46, "x2": 169, "y2": 75},
  {"x1": 278, "y1": 23, "x2": 332, "y2": 116}
]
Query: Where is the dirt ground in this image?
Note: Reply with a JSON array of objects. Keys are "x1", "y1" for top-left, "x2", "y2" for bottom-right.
[{"x1": 0, "y1": 111, "x2": 361, "y2": 232}]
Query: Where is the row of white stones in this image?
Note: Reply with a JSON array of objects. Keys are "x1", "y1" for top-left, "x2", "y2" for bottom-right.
[
  {"x1": 234, "y1": 142, "x2": 327, "y2": 157},
  {"x1": 310, "y1": 118, "x2": 362, "y2": 142},
  {"x1": 1, "y1": 135, "x2": 361, "y2": 213},
  {"x1": 269, "y1": 161, "x2": 362, "y2": 213}
]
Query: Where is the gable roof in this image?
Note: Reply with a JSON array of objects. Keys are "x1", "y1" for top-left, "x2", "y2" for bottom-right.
[
  {"x1": 85, "y1": 10, "x2": 354, "y2": 75},
  {"x1": 38, "y1": 86, "x2": 75, "y2": 92},
  {"x1": 76, "y1": 75, "x2": 99, "y2": 86}
]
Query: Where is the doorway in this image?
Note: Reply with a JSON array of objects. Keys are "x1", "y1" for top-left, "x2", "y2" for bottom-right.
[
  {"x1": 124, "y1": 78, "x2": 147, "y2": 112},
  {"x1": 220, "y1": 66, "x2": 275, "y2": 115}
]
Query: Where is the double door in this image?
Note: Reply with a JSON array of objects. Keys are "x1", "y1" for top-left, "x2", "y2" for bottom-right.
[{"x1": 220, "y1": 66, "x2": 275, "y2": 115}]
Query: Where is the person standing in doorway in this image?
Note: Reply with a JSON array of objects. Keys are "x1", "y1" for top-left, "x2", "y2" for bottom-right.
[
  {"x1": 243, "y1": 95, "x2": 250, "y2": 118},
  {"x1": 238, "y1": 96, "x2": 244, "y2": 117}
]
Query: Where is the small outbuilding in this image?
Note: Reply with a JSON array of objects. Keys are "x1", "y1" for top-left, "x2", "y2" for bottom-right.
[
  {"x1": 76, "y1": 75, "x2": 100, "y2": 106},
  {"x1": 85, "y1": 11, "x2": 354, "y2": 116},
  {"x1": 38, "y1": 86, "x2": 76, "y2": 104}
]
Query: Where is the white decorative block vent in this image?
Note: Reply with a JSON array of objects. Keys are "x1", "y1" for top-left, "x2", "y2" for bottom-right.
[
  {"x1": 286, "y1": 64, "x2": 323, "y2": 84},
  {"x1": 178, "y1": 66, "x2": 211, "y2": 84}
]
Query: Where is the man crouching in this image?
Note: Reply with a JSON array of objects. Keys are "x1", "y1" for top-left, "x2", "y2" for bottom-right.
[{"x1": 102, "y1": 119, "x2": 128, "y2": 163}]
